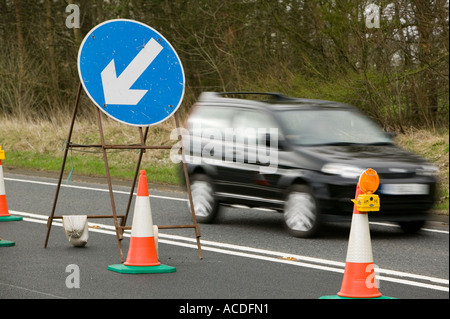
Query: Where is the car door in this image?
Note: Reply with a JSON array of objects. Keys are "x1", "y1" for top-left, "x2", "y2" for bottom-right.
[
  {"x1": 185, "y1": 104, "x2": 236, "y2": 193},
  {"x1": 220, "y1": 108, "x2": 284, "y2": 205}
]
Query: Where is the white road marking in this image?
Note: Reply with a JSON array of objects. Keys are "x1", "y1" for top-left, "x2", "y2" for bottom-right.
[
  {"x1": 10, "y1": 210, "x2": 450, "y2": 293},
  {"x1": 4, "y1": 176, "x2": 187, "y2": 201},
  {"x1": 0, "y1": 282, "x2": 66, "y2": 299}
]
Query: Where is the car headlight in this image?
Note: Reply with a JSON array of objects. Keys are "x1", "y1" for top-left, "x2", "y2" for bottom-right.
[
  {"x1": 321, "y1": 163, "x2": 364, "y2": 179},
  {"x1": 416, "y1": 165, "x2": 439, "y2": 176}
]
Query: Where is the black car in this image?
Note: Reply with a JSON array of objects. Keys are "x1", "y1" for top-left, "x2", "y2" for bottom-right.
[{"x1": 181, "y1": 92, "x2": 437, "y2": 238}]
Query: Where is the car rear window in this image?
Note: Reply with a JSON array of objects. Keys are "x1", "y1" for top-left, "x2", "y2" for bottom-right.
[{"x1": 187, "y1": 105, "x2": 235, "y2": 136}]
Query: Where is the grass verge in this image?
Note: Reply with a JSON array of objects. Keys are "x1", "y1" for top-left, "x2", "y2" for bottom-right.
[
  {"x1": 0, "y1": 116, "x2": 182, "y2": 185},
  {"x1": 7, "y1": 150, "x2": 181, "y2": 185}
]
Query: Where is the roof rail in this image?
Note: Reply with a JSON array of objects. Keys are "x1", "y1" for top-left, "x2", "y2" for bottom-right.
[
  {"x1": 216, "y1": 92, "x2": 295, "y2": 102},
  {"x1": 198, "y1": 91, "x2": 355, "y2": 109}
]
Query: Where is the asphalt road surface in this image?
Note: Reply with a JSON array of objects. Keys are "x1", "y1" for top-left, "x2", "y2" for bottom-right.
[{"x1": 1, "y1": 171, "x2": 448, "y2": 305}]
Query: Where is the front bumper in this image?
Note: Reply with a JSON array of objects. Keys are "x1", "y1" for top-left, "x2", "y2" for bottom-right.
[{"x1": 309, "y1": 172, "x2": 436, "y2": 222}]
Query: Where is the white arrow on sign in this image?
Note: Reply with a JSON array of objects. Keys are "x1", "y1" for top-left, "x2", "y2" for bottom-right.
[{"x1": 101, "y1": 38, "x2": 163, "y2": 106}]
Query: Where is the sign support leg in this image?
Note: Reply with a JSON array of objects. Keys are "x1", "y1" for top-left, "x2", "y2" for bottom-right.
[
  {"x1": 44, "y1": 83, "x2": 82, "y2": 248},
  {"x1": 174, "y1": 112, "x2": 203, "y2": 259},
  {"x1": 96, "y1": 108, "x2": 125, "y2": 262}
]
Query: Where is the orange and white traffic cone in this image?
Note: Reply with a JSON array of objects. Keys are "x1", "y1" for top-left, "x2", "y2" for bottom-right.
[
  {"x1": 336, "y1": 182, "x2": 382, "y2": 298},
  {"x1": 124, "y1": 170, "x2": 160, "y2": 267},
  {"x1": 108, "y1": 170, "x2": 175, "y2": 274},
  {"x1": 0, "y1": 146, "x2": 22, "y2": 222},
  {"x1": 321, "y1": 168, "x2": 395, "y2": 299}
]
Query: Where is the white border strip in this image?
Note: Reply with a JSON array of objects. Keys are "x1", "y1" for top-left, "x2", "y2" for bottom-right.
[{"x1": 4, "y1": 177, "x2": 187, "y2": 202}]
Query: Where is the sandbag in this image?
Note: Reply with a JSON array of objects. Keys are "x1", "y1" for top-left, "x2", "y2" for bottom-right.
[{"x1": 62, "y1": 215, "x2": 89, "y2": 247}]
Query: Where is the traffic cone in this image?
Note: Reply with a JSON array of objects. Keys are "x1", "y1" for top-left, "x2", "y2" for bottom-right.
[
  {"x1": 0, "y1": 236, "x2": 15, "y2": 247},
  {"x1": 0, "y1": 147, "x2": 22, "y2": 222},
  {"x1": 336, "y1": 183, "x2": 382, "y2": 298},
  {"x1": 108, "y1": 170, "x2": 176, "y2": 274},
  {"x1": 320, "y1": 169, "x2": 395, "y2": 299}
]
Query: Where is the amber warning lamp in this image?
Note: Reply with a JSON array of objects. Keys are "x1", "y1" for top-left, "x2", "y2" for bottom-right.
[{"x1": 351, "y1": 168, "x2": 380, "y2": 212}]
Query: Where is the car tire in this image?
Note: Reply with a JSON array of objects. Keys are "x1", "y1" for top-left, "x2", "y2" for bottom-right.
[
  {"x1": 188, "y1": 174, "x2": 220, "y2": 224},
  {"x1": 283, "y1": 184, "x2": 321, "y2": 238},
  {"x1": 398, "y1": 220, "x2": 426, "y2": 234}
]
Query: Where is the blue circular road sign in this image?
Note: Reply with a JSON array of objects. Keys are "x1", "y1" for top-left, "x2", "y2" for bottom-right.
[{"x1": 77, "y1": 19, "x2": 185, "y2": 127}]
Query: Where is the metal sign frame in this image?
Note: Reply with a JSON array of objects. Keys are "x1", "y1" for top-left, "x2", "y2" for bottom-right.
[{"x1": 44, "y1": 83, "x2": 202, "y2": 262}]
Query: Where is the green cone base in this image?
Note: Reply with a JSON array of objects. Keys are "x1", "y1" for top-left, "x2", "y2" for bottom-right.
[
  {"x1": 0, "y1": 215, "x2": 23, "y2": 222},
  {"x1": 319, "y1": 295, "x2": 397, "y2": 299},
  {"x1": 0, "y1": 239, "x2": 15, "y2": 247},
  {"x1": 108, "y1": 263, "x2": 176, "y2": 274}
]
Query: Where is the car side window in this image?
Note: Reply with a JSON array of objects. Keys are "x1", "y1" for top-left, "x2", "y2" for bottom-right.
[
  {"x1": 188, "y1": 105, "x2": 235, "y2": 138},
  {"x1": 232, "y1": 110, "x2": 281, "y2": 146}
]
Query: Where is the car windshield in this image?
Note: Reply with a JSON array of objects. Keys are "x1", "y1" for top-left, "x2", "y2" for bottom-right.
[{"x1": 278, "y1": 109, "x2": 393, "y2": 146}]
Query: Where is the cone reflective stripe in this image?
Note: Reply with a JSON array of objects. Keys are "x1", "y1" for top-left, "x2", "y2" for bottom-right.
[
  {"x1": 108, "y1": 170, "x2": 175, "y2": 274},
  {"x1": 337, "y1": 183, "x2": 382, "y2": 298},
  {"x1": 124, "y1": 172, "x2": 160, "y2": 266}
]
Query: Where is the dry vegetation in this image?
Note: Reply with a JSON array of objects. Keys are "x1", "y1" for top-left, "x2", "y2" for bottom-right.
[
  {"x1": 394, "y1": 128, "x2": 449, "y2": 213},
  {"x1": 0, "y1": 115, "x2": 182, "y2": 184},
  {"x1": 0, "y1": 114, "x2": 176, "y2": 156}
]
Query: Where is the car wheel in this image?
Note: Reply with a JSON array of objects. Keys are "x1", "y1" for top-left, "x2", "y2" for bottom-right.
[
  {"x1": 398, "y1": 220, "x2": 426, "y2": 234},
  {"x1": 283, "y1": 184, "x2": 321, "y2": 238},
  {"x1": 189, "y1": 174, "x2": 220, "y2": 224}
]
